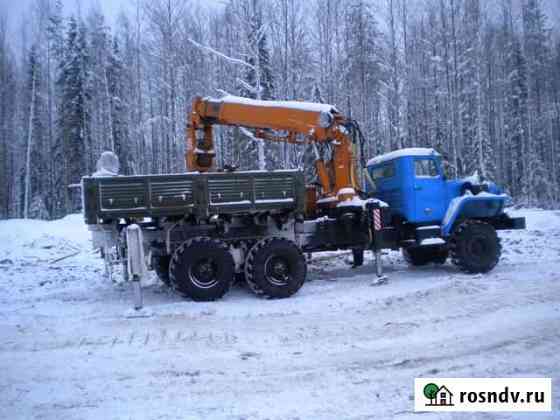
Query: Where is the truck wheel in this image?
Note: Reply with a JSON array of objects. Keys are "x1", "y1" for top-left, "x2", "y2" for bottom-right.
[
  {"x1": 245, "y1": 237, "x2": 306, "y2": 299},
  {"x1": 402, "y1": 246, "x2": 448, "y2": 266},
  {"x1": 169, "y1": 237, "x2": 234, "y2": 301},
  {"x1": 431, "y1": 247, "x2": 449, "y2": 265},
  {"x1": 450, "y1": 220, "x2": 501, "y2": 273},
  {"x1": 153, "y1": 255, "x2": 171, "y2": 286},
  {"x1": 352, "y1": 248, "x2": 364, "y2": 267}
]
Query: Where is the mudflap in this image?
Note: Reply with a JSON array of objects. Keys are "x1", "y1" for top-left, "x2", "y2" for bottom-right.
[{"x1": 492, "y1": 214, "x2": 526, "y2": 231}]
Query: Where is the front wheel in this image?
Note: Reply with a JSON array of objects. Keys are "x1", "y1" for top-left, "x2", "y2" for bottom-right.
[
  {"x1": 450, "y1": 220, "x2": 501, "y2": 273},
  {"x1": 245, "y1": 237, "x2": 306, "y2": 299}
]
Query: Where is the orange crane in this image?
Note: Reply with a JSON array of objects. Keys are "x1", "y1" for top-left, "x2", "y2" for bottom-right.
[{"x1": 186, "y1": 95, "x2": 364, "y2": 205}]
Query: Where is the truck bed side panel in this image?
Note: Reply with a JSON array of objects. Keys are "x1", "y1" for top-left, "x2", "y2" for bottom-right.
[{"x1": 82, "y1": 171, "x2": 304, "y2": 223}]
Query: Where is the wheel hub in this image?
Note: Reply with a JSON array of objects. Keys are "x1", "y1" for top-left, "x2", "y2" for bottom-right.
[
  {"x1": 468, "y1": 237, "x2": 487, "y2": 258},
  {"x1": 265, "y1": 257, "x2": 290, "y2": 286},
  {"x1": 189, "y1": 258, "x2": 218, "y2": 288}
]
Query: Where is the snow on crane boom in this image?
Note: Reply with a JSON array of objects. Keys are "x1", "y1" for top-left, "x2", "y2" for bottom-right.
[{"x1": 186, "y1": 95, "x2": 363, "y2": 202}]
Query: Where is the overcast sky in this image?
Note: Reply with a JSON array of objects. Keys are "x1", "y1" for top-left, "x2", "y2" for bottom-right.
[
  {"x1": 3, "y1": 0, "x2": 136, "y2": 24},
  {"x1": 1, "y1": 0, "x2": 559, "y2": 40}
]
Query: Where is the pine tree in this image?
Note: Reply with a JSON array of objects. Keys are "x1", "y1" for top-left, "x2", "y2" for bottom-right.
[
  {"x1": 236, "y1": 0, "x2": 275, "y2": 170},
  {"x1": 459, "y1": 0, "x2": 481, "y2": 177},
  {"x1": 552, "y1": 38, "x2": 560, "y2": 203},
  {"x1": 239, "y1": 2, "x2": 274, "y2": 101},
  {"x1": 46, "y1": 0, "x2": 65, "y2": 64},
  {"x1": 343, "y1": 0, "x2": 382, "y2": 158},
  {"x1": 45, "y1": 0, "x2": 65, "y2": 218},
  {"x1": 87, "y1": 10, "x2": 113, "y2": 168},
  {"x1": 386, "y1": 0, "x2": 402, "y2": 151},
  {"x1": 23, "y1": 45, "x2": 48, "y2": 219},
  {"x1": 55, "y1": 16, "x2": 90, "y2": 215},
  {"x1": 522, "y1": 0, "x2": 552, "y2": 204},
  {"x1": 0, "y1": 20, "x2": 17, "y2": 218},
  {"x1": 504, "y1": 35, "x2": 528, "y2": 198},
  {"x1": 107, "y1": 37, "x2": 130, "y2": 174}
]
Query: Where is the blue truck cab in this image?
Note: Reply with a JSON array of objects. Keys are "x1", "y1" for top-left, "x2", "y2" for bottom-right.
[
  {"x1": 366, "y1": 148, "x2": 524, "y2": 237},
  {"x1": 364, "y1": 147, "x2": 525, "y2": 273}
]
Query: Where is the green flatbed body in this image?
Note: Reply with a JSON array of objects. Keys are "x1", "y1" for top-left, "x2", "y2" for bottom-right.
[{"x1": 82, "y1": 170, "x2": 305, "y2": 224}]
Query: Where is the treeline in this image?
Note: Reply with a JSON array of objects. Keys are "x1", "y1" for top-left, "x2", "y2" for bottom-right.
[{"x1": 1, "y1": 0, "x2": 559, "y2": 219}]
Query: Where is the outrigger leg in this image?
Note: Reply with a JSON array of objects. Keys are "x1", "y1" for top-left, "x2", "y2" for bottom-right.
[
  {"x1": 369, "y1": 204, "x2": 388, "y2": 286},
  {"x1": 371, "y1": 249, "x2": 388, "y2": 286}
]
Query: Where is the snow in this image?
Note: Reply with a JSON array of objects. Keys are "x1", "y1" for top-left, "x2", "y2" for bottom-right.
[
  {"x1": 255, "y1": 198, "x2": 294, "y2": 204},
  {"x1": 193, "y1": 147, "x2": 215, "y2": 154},
  {"x1": 462, "y1": 170, "x2": 481, "y2": 185},
  {"x1": 92, "y1": 151, "x2": 119, "y2": 177},
  {"x1": 337, "y1": 196, "x2": 389, "y2": 209},
  {"x1": 316, "y1": 196, "x2": 338, "y2": 204},
  {"x1": 419, "y1": 238, "x2": 446, "y2": 245},
  {"x1": 218, "y1": 95, "x2": 338, "y2": 115},
  {"x1": 217, "y1": 169, "x2": 299, "y2": 174},
  {"x1": 442, "y1": 195, "x2": 466, "y2": 227},
  {"x1": 188, "y1": 39, "x2": 256, "y2": 71},
  {"x1": 1, "y1": 209, "x2": 559, "y2": 419},
  {"x1": 211, "y1": 200, "x2": 252, "y2": 206},
  {"x1": 416, "y1": 225, "x2": 441, "y2": 230},
  {"x1": 367, "y1": 147, "x2": 440, "y2": 166},
  {"x1": 442, "y1": 192, "x2": 508, "y2": 228},
  {"x1": 336, "y1": 187, "x2": 356, "y2": 196}
]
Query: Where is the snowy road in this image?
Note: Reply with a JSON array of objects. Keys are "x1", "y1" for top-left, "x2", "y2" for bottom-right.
[{"x1": 0, "y1": 210, "x2": 559, "y2": 419}]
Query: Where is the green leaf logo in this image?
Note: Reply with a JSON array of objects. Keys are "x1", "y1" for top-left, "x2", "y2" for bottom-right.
[{"x1": 423, "y1": 383, "x2": 439, "y2": 400}]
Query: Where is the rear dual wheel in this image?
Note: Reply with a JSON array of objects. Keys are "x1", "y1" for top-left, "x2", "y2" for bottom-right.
[
  {"x1": 168, "y1": 236, "x2": 306, "y2": 301},
  {"x1": 245, "y1": 237, "x2": 306, "y2": 299}
]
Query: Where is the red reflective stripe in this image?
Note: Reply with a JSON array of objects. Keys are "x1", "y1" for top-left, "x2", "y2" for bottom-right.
[{"x1": 373, "y1": 209, "x2": 382, "y2": 231}]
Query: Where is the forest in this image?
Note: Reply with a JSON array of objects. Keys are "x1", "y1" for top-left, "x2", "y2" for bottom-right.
[{"x1": 0, "y1": 0, "x2": 559, "y2": 220}]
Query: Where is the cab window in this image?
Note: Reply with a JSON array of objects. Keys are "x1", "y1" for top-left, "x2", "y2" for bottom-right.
[
  {"x1": 371, "y1": 162, "x2": 396, "y2": 180},
  {"x1": 414, "y1": 159, "x2": 439, "y2": 178}
]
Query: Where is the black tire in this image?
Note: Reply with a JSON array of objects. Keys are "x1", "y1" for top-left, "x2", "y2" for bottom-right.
[
  {"x1": 245, "y1": 237, "x2": 306, "y2": 299},
  {"x1": 431, "y1": 247, "x2": 449, "y2": 265},
  {"x1": 234, "y1": 272, "x2": 246, "y2": 284},
  {"x1": 402, "y1": 245, "x2": 449, "y2": 266},
  {"x1": 352, "y1": 248, "x2": 364, "y2": 267},
  {"x1": 449, "y1": 220, "x2": 501, "y2": 273},
  {"x1": 169, "y1": 237, "x2": 234, "y2": 301},
  {"x1": 153, "y1": 255, "x2": 171, "y2": 286}
]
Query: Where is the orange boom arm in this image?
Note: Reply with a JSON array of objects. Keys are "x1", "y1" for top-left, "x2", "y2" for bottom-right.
[{"x1": 187, "y1": 95, "x2": 361, "y2": 201}]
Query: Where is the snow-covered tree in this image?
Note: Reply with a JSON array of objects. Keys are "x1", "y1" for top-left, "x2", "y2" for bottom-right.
[
  {"x1": 23, "y1": 45, "x2": 47, "y2": 219},
  {"x1": 107, "y1": 37, "x2": 130, "y2": 174},
  {"x1": 55, "y1": 16, "x2": 90, "y2": 214}
]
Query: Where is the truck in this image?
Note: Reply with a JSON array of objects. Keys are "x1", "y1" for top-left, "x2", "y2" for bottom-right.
[
  {"x1": 364, "y1": 148, "x2": 525, "y2": 272},
  {"x1": 82, "y1": 95, "x2": 525, "y2": 302}
]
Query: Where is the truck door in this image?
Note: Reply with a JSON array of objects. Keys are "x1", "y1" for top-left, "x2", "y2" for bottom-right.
[{"x1": 412, "y1": 158, "x2": 446, "y2": 223}]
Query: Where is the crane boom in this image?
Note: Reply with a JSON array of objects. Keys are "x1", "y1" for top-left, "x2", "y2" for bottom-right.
[{"x1": 186, "y1": 95, "x2": 361, "y2": 202}]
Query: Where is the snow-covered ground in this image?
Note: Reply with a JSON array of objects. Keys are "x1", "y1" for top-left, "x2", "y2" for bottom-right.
[{"x1": 0, "y1": 210, "x2": 559, "y2": 419}]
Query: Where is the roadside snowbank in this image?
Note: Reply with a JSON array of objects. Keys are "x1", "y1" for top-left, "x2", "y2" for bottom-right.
[{"x1": 0, "y1": 214, "x2": 90, "y2": 261}]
